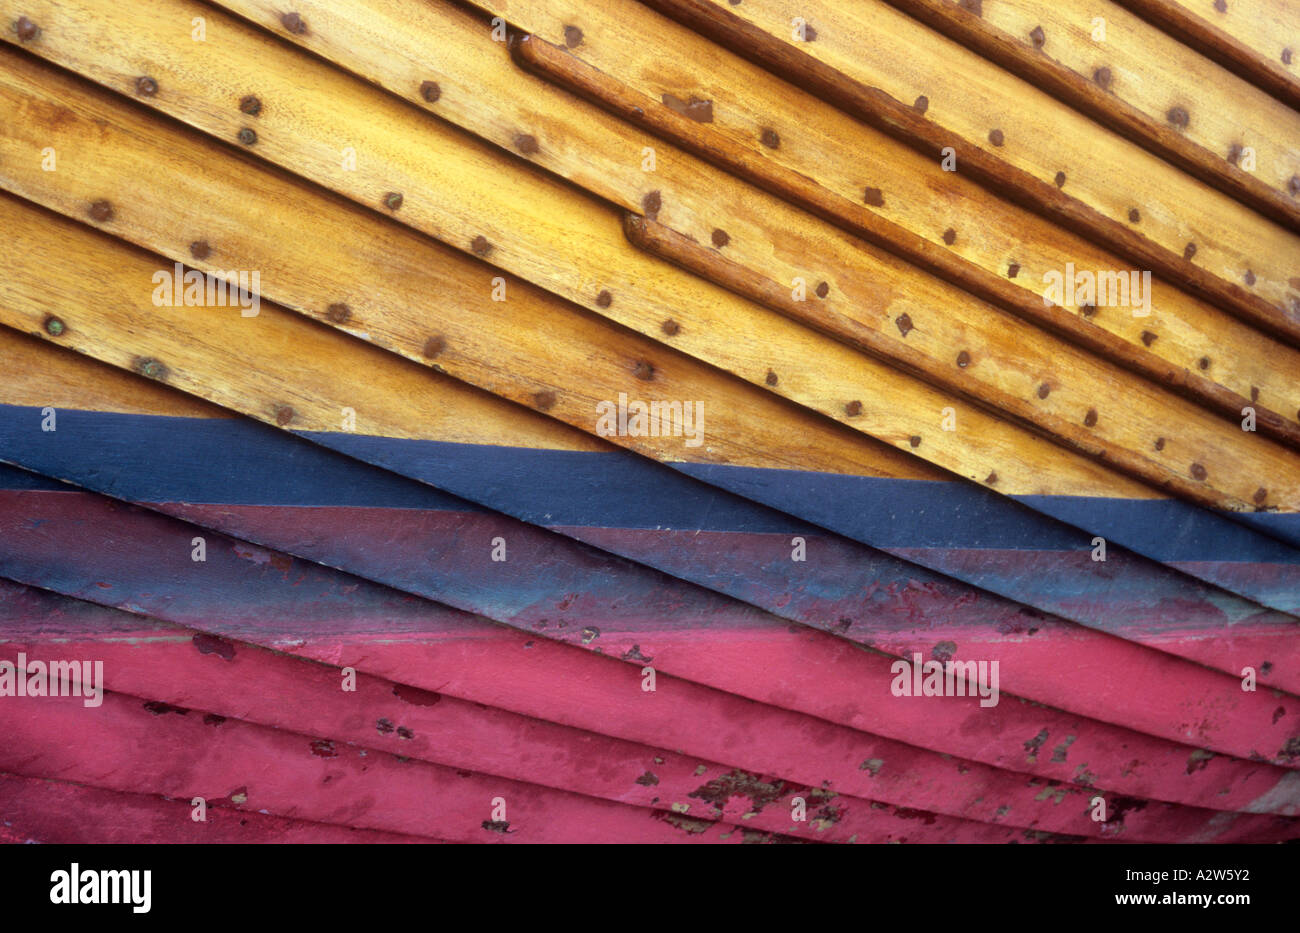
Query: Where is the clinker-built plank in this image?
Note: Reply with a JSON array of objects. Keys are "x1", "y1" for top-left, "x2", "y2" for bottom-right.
[
  {"x1": 0, "y1": 11, "x2": 1183, "y2": 509},
  {"x1": 638, "y1": 0, "x2": 1300, "y2": 347},
  {"x1": 1114, "y1": 0, "x2": 1300, "y2": 110},
  {"x1": 182, "y1": 0, "x2": 1300, "y2": 516},
  {"x1": 499, "y1": 0, "x2": 1300, "y2": 451},
  {"x1": 873, "y1": 0, "x2": 1300, "y2": 229}
]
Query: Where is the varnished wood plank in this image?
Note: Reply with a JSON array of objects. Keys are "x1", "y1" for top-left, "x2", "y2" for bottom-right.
[
  {"x1": 0, "y1": 47, "x2": 931, "y2": 482},
  {"x1": 0, "y1": 18, "x2": 1175, "y2": 511},
  {"x1": 1114, "y1": 0, "x2": 1300, "y2": 110},
  {"x1": 189, "y1": 0, "x2": 1300, "y2": 513},
  {"x1": 638, "y1": 0, "x2": 1300, "y2": 346},
  {"x1": 500, "y1": 9, "x2": 1300, "y2": 451},
  {"x1": 873, "y1": 0, "x2": 1300, "y2": 229}
]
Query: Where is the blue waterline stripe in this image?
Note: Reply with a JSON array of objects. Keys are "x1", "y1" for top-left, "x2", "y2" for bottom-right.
[{"x1": 1, "y1": 404, "x2": 1296, "y2": 565}]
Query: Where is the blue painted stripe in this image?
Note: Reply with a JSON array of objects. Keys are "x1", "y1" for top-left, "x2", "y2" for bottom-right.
[{"x1": 1, "y1": 404, "x2": 1296, "y2": 566}]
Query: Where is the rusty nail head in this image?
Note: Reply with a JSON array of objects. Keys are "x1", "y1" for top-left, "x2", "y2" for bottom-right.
[
  {"x1": 420, "y1": 80, "x2": 441, "y2": 103},
  {"x1": 1167, "y1": 106, "x2": 1189, "y2": 128},
  {"x1": 326, "y1": 303, "x2": 351, "y2": 323},
  {"x1": 633, "y1": 359, "x2": 655, "y2": 381},
  {"x1": 190, "y1": 240, "x2": 211, "y2": 260},
  {"x1": 711, "y1": 228, "x2": 730, "y2": 248},
  {"x1": 136, "y1": 357, "x2": 166, "y2": 380},
  {"x1": 1190, "y1": 462, "x2": 1207, "y2": 481},
  {"x1": 238, "y1": 127, "x2": 258, "y2": 146},
  {"x1": 515, "y1": 133, "x2": 539, "y2": 154},
  {"x1": 135, "y1": 76, "x2": 158, "y2": 97},
  {"x1": 44, "y1": 315, "x2": 65, "y2": 337},
  {"x1": 1029, "y1": 25, "x2": 1045, "y2": 47},
  {"x1": 471, "y1": 235, "x2": 492, "y2": 256},
  {"x1": 661, "y1": 319, "x2": 680, "y2": 336},
  {"x1": 760, "y1": 128, "x2": 780, "y2": 149},
  {"x1": 563, "y1": 25, "x2": 583, "y2": 48},
  {"x1": 845, "y1": 400, "x2": 863, "y2": 416},
  {"x1": 14, "y1": 16, "x2": 39, "y2": 41},
  {"x1": 534, "y1": 390, "x2": 557, "y2": 410},
  {"x1": 384, "y1": 192, "x2": 404, "y2": 211},
  {"x1": 239, "y1": 95, "x2": 262, "y2": 116},
  {"x1": 275, "y1": 404, "x2": 295, "y2": 426},
  {"x1": 1037, "y1": 382, "x2": 1051, "y2": 398},
  {"x1": 1084, "y1": 408, "x2": 1098, "y2": 427},
  {"x1": 956, "y1": 350, "x2": 971, "y2": 367},
  {"x1": 765, "y1": 369, "x2": 778, "y2": 386},
  {"x1": 282, "y1": 11, "x2": 307, "y2": 34},
  {"x1": 1128, "y1": 208, "x2": 1140, "y2": 222},
  {"x1": 423, "y1": 335, "x2": 447, "y2": 358},
  {"x1": 815, "y1": 281, "x2": 830, "y2": 298},
  {"x1": 942, "y1": 228, "x2": 956, "y2": 245},
  {"x1": 596, "y1": 290, "x2": 612, "y2": 308},
  {"x1": 88, "y1": 199, "x2": 114, "y2": 222},
  {"x1": 988, "y1": 128, "x2": 1004, "y2": 146},
  {"x1": 642, "y1": 190, "x2": 662, "y2": 216}
]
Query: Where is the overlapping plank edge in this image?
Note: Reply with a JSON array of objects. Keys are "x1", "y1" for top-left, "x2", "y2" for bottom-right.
[
  {"x1": 867, "y1": 0, "x2": 1300, "y2": 229},
  {"x1": 8, "y1": 193, "x2": 1300, "y2": 735},
  {"x1": 0, "y1": 774, "x2": 444, "y2": 843},
  {"x1": 7, "y1": 18, "x2": 1300, "y2": 675},
  {"x1": 7, "y1": 41, "x2": 1300, "y2": 632},
  {"x1": 2, "y1": 0, "x2": 1300, "y2": 524},
  {"x1": 502, "y1": 17, "x2": 1300, "y2": 453},
  {"x1": 633, "y1": 0, "x2": 1300, "y2": 348},
  {"x1": 186, "y1": 0, "x2": 1300, "y2": 520},
  {"x1": 3, "y1": 450, "x2": 1299, "y2": 840},
  {"x1": 1, "y1": 0, "x2": 1298, "y2": 841},
  {"x1": 1113, "y1": 0, "x2": 1300, "y2": 110}
]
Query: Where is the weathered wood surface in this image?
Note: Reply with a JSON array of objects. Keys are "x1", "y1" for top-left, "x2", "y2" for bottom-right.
[
  {"x1": 7, "y1": 182, "x2": 1300, "y2": 707},
  {"x1": 1114, "y1": 0, "x2": 1300, "y2": 109},
  {"x1": 6, "y1": 0, "x2": 1299, "y2": 535},
  {"x1": 871, "y1": 0, "x2": 1300, "y2": 228},
  {"x1": 7, "y1": 326, "x2": 1300, "y2": 795},
  {"x1": 0, "y1": 687, "x2": 796, "y2": 843},
  {"x1": 3, "y1": 488, "x2": 1296, "y2": 839},
  {"x1": 2, "y1": 0, "x2": 1298, "y2": 842},
  {"x1": 0, "y1": 5, "x2": 1165, "y2": 508},
  {"x1": 9, "y1": 51, "x2": 1300, "y2": 625},
  {"x1": 638, "y1": 0, "x2": 1300, "y2": 346},
  {"x1": 0, "y1": 774, "x2": 439, "y2": 844},
  {"x1": 504, "y1": 16, "x2": 1300, "y2": 450},
  {"x1": 5, "y1": 587, "x2": 919, "y2": 842},
  {"x1": 198, "y1": 0, "x2": 1300, "y2": 514},
  {"x1": 6, "y1": 176, "x2": 1300, "y2": 697}
]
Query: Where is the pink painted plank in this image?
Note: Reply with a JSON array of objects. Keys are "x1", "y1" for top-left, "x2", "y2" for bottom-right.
[
  {"x1": 0, "y1": 688, "x2": 805, "y2": 844},
  {"x1": 0, "y1": 773, "x2": 438, "y2": 843},
  {"x1": 2, "y1": 622, "x2": 1055, "y2": 844},
  {"x1": 4, "y1": 578, "x2": 1296, "y2": 840},
  {"x1": 2, "y1": 486, "x2": 1299, "y2": 824}
]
